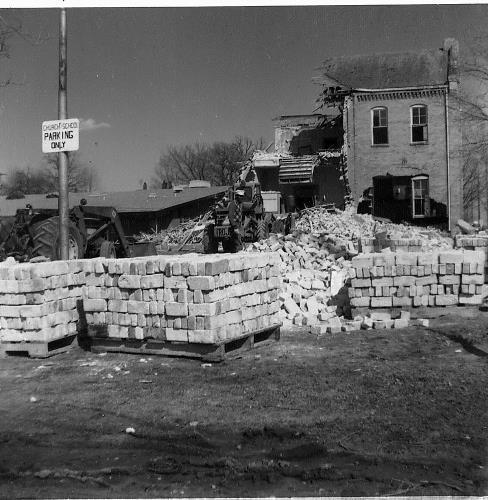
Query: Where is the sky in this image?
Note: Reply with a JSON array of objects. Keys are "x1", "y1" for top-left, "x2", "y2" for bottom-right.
[{"x1": 1, "y1": 4, "x2": 488, "y2": 192}]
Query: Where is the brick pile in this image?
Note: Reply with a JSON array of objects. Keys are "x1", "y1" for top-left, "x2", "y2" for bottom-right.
[
  {"x1": 0, "y1": 259, "x2": 85, "y2": 343},
  {"x1": 82, "y1": 253, "x2": 281, "y2": 344},
  {"x1": 349, "y1": 249, "x2": 486, "y2": 308}
]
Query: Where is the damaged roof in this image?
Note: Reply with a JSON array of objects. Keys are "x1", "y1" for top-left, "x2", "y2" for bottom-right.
[{"x1": 314, "y1": 48, "x2": 449, "y2": 90}]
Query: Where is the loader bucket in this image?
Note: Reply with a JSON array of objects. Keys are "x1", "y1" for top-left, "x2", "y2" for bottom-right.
[{"x1": 128, "y1": 241, "x2": 158, "y2": 257}]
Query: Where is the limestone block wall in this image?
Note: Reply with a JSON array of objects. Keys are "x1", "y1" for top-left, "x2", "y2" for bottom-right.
[
  {"x1": 82, "y1": 253, "x2": 282, "y2": 344},
  {"x1": 0, "y1": 260, "x2": 86, "y2": 343},
  {"x1": 455, "y1": 236, "x2": 488, "y2": 281},
  {"x1": 349, "y1": 250, "x2": 485, "y2": 308},
  {"x1": 359, "y1": 237, "x2": 454, "y2": 254}
]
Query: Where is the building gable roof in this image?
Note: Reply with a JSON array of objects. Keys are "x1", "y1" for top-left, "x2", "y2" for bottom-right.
[{"x1": 314, "y1": 48, "x2": 449, "y2": 90}]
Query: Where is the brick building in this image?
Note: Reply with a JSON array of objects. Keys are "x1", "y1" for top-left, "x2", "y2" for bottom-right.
[{"x1": 314, "y1": 38, "x2": 462, "y2": 230}]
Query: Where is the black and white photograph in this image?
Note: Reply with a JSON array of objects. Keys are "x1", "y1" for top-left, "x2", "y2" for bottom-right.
[{"x1": 0, "y1": 2, "x2": 487, "y2": 498}]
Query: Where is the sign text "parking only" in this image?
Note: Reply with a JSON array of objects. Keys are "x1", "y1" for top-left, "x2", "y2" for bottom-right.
[{"x1": 42, "y1": 118, "x2": 79, "y2": 153}]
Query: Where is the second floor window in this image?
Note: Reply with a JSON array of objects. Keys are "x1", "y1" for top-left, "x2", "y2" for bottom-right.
[
  {"x1": 372, "y1": 107, "x2": 388, "y2": 145},
  {"x1": 411, "y1": 105, "x2": 428, "y2": 143}
]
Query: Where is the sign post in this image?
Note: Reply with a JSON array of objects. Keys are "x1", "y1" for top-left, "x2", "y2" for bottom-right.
[{"x1": 58, "y1": 8, "x2": 69, "y2": 260}]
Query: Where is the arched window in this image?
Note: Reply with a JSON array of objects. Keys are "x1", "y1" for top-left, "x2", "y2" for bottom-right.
[
  {"x1": 371, "y1": 107, "x2": 388, "y2": 145},
  {"x1": 411, "y1": 105, "x2": 428, "y2": 143}
]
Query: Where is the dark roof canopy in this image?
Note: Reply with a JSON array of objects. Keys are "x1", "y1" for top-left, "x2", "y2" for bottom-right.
[{"x1": 314, "y1": 48, "x2": 449, "y2": 90}]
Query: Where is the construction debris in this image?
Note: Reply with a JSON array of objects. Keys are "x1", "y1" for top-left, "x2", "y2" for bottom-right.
[
  {"x1": 249, "y1": 206, "x2": 456, "y2": 331},
  {"x1": 137, "y1": 213, "x2": 209, "y2": 249},
  {"x1": 249, "y1": 231, "x2": 354, "y2": 330},
  {"x1": 295, "y1": 206, "x2": 452, "y2": 250}
]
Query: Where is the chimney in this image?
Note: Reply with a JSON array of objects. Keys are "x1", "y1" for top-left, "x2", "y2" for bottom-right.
[{"x1": 444, "y1": 38, "x2": 459, "y2": 91}]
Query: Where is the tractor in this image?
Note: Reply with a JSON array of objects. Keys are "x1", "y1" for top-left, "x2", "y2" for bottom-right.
[
  {"x1": 202, "y1": 181, "x2": 273, "y2": 253},
  {"x1": 0, "y1": 200, "x2": 157, "y2": 262}
]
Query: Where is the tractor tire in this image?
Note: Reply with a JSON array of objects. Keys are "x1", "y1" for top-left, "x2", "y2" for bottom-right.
[
  {"x1": 31, "y1": 217, "x2": 84, "y2": 260},
  {"x1": 99, "y1": 240, "x2": 116, "y2": 258},
  {"x1": 257, "y1": 218, "x2": 269, "y2": 241},
  {"x1": 223, "y1": 233, "x2": 243, "y2": 253},
  {"x1": 202, "y1": 226, "x2": 218, "y2": 254}
]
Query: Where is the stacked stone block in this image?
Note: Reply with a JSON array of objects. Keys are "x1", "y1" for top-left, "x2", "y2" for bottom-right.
[
  {"x1": 349, "y1": 250, "x2": 485, "y2": 308},
  {"x1": 455, "y1": 235, "x2": 488, "y2": 282},
  {"x1": 0, "y1": 260, "x2": 85, "y2": 343},
  {"x1": 82, "y1": 253, "x2": 281, "y2": 344},
  {"x1": 359, "y1": 237, "x2": 453, "y2": 253}
]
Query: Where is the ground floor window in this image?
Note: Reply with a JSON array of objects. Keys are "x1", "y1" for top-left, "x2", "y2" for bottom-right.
[{"x1": 412, "y1": 175, "x2": 429, "y2": 217}]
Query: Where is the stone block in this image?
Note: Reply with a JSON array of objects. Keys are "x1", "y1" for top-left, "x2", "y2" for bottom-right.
[
  {"x1": 140, "y1": 274, "x2": 165, "y2": 289},
  {"x1": 371, "y1": 277, "x2": 393, "y2": 287},
  {"x1": 393, "y1": 276, "x2": 416, "y2": 287},
  {"x1": 435, "y1": 295, "x2": 458, "y2": 306},
  {"x1": 107, "y1": 299, "x2": 127, "y2": 313},
  {"x1": 205, "y1": 258, "x2": 229, "y2": 276},
  {"x1": 118, "y1": 274, "x2": 141, "y2": 289},
  {"x1": 439, "y1": 275, "x2": 460, "y2": 285},
  {"x1": 351, "y1": 255, "x2": 374, "y2": 268},
  {"x1": 370, "y1": 311, "x2": 391, "y2": 321},
  {"x1": 461, "y1": 274, "x2": 484, "y2": 285},
  {"x1": 393, "y1": 318, "x2": 409, "y2": 329},
  {"x1": 396, "y1": 253, "x2": 418, "y2": 266},
  {"x1": 350, "y1": 297, "x2": 370, "y2": 307},
  {"x1": 188, "y1": 302, "x2": 219, "y2": 317},
  {"x1": 371, "y1": 297, "x2": 392, "y2": 308},
  {"x1": 187, "y1": 276, "x2": 216, "y2": 291},
  {"x1": 372, "y1": 253, "x2": 395, "y2": 266},
  {"x1": 164, "y1": 276, "x2": 188, "y2": 289},
  {"x1": 83, "y1": 299, "x2": 107, "y2": 312},
  {"x1": 127, "y1": 300, "x2": 149, "y2": 315},
  {"x1": 459, "y1": 294, "x2": 483, "y2": 305},
  {"x1": 392, "y1": 296, "x2": 412, "y2": 307},
  {"x1": 165, "y1": 302, "x2": 188, "y2": 317},
  {"x1": 188, "y1": 329, "x2": 220, "y2": 344},
  {"x1": 439, "y1": 251, "x2": 464, "y2": 264},
  {"x1": 351, "y1": 278, "x2": 371, "y2": 288}
]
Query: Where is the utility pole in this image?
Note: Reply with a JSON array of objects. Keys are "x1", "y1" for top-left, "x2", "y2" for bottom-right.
[{"x1": 58, "y1": 8, "x2": 69, "y2": 260}]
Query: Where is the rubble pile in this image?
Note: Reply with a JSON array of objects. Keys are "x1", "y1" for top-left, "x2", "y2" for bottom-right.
[
  {"x1": 295, "y1": 206, "x2": 453, "y2": 251},
  {"x1": 248, "y1": 231, "x2": 355, "y2": 331},
  {"x1": 137, "y1": 214, "x2": 208, "y2": 248}
]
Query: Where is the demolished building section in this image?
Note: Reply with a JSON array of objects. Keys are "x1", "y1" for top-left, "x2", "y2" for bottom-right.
[
  {"x1": 313, "y1": 38, "x2": 463, "y2": 230},
  {"x1": 253, "y1": 114, "x2": 350, "y2": 213},
  {"x1": 254, "y1": 39, "x2": 464, "y2": 231}
]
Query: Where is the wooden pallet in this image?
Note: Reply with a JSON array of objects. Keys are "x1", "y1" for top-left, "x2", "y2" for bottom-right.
[
  {"x1": 87, "y1": 324, "x2": 280, "y2": 362},
  {"x1": 0, "y1": 334, "x2": 78, "y2": 359}
]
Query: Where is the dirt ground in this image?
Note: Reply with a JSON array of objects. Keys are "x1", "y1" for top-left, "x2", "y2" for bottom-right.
[{"x1": 0, "y1": 308, "x2": 487, "y2": 498}]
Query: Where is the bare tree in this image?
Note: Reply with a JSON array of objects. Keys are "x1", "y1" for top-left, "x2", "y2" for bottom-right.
[
  {"x1": 0, "y1": 11, "x2": 50, "y2": 87},
  {"x1": 454, "y1": 37, "x2": 488, "y2": 221},
  {"x1": 4, "y1": 166, "x2": 51, "y2": 198},
  {"x1": 42, "y1": 152, "x2": 98, "y2": 193},
  {"x1": 152, "y1": 136, "x2": 264, "y2": 188}
]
